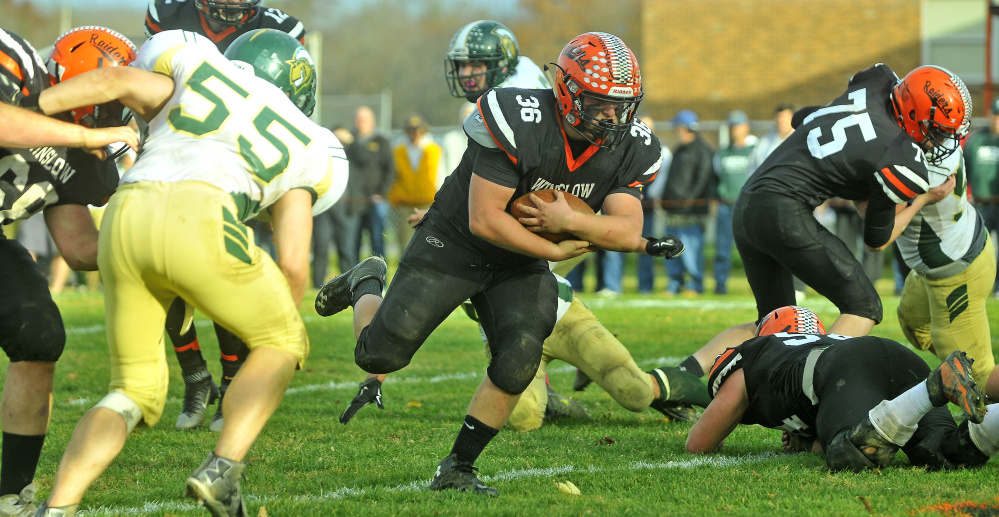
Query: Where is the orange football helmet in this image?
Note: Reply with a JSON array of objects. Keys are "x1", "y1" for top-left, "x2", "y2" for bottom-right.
[
  {"x1": 756, "y1": 306, "x2": 826, "y2": 336},
  {"x1": 46, "y1": 26, "x2": 137, "y2": 128},
  {"x1": 891, "y1": 65, "x2": 971, "y2": 165},
  {"x1": 550, "y1": 32, "x2": 642, "y2": 149}
]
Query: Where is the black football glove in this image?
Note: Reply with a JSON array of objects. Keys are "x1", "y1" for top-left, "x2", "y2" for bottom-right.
[
  {"x1": 645, "y1": 234, "x2": 685, "y2": 259},
  {"x1": 339, "y1": 377, "x2": 384, "y2": 424}
]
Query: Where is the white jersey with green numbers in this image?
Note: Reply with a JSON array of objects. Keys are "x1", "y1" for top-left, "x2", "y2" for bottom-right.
[
  {"x1": 897, "y1": 149, "x2": 987, "y2": 275},
  {"x1": 124, "y1": 30, "x2": 348, "y2": 222},
  {"x1": 497, "y1": 55, "x2": 550, "y2": 90}
]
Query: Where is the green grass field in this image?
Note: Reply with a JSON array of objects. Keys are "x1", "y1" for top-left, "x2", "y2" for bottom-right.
[{"x1": 7, "y1": 273, "x2": 999, "y2": 516}]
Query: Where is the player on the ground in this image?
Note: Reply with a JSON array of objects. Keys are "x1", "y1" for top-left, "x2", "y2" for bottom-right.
[
  {"x1": 317, "y1": 32, "x2": 684, "y2": 496},
  {"x1": 145, "y1": 0, "x2": 304, "y2": 51},
  {"x1": 896, "y1": 147, "x2": 999, "y2": 400},
  {"x1": 0, "y1": 27, "x2": 137, "y2": 517},
  {"x1": 146, "y1": 0, "x2": 308, "y2": 432},
  {"x1": 674, "y1": 65, "x2": 972, "y2": 377},
  {"x1": 31, "y1": 29, "x2": 345, "y2": 517},
  {"x1": 686, "y1": 306, "x2": 997, "y2": 472}
]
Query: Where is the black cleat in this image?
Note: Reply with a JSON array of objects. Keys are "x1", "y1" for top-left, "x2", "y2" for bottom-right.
[
  {"x1": 315, "y1": 256, "x2": 387, "y2": 317},
  {"x1": 572, "y1": 368, "x2": 593, "y2": 392},
  {"x1": 649, "y1": 399, "x2": 698, "y2": 423},
  {"x1": 176, "y1": 371, "x2": 220, "y2": 430},
  {"x1": 184, "y1": 453, "x2": 248, "y2": 517},
  {"x1": 544, "y1": 383, "x2": 590, "y2": 421},
  {"x1": 845, "y1": 418, "x2": 899, "y2": 468},
  {"x1": 429, "y1": 453, "x2": 498, "y2": 497}
]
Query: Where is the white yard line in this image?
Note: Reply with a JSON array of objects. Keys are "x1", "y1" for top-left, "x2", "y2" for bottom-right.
[{"x1": 79, "y1": 452, "x2": 781, "y2": 515}]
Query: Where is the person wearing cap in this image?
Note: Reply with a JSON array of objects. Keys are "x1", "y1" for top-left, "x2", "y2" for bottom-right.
[
  {"x1": 964, "y1": 98, "x2": 999, "y2": 298},
  {"x1": 388, "y1": 113, "x2": 444, "y2": 251},
  {"x1": 659, "y1": 110, "x2": 715, "y2": 296},
  {"x1": 712, "y1": 110, "x2": 756, "y2": 295}
]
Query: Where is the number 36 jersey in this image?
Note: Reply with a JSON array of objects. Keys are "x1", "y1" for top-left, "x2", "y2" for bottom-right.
[
  {"x1": 744, "y1": 64, "x2": 930, "y2": 208},
  {"x1": 125, "y1": 30, "x2": 347, "y2": 221}
]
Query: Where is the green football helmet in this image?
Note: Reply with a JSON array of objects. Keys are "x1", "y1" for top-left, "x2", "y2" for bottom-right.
[
  {"x1": 445, "y1": 20, "x2": 520, "y2": 102},
  {"x1": 224, "y1": 29, "x2": 317, "y2": 116}
]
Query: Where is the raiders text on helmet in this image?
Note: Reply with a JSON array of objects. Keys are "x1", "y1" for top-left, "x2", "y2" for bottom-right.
[{"x1": 891, "y1": 65, "x2": 971, "y2": 166}]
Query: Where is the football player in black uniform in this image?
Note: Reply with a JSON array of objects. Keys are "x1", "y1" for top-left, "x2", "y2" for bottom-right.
[
  {"x1": 145, "y1": 0, "x2": 304, "y2": 51},
  {"x1": 686, "y1": 306, "x2": 998, "y2": 472},
  {"x1": 0, "y1": 27, "x2": 136, "y2": 517},
  {"x1": 145, "y1": 0, "x2": 308, "y2": 432},
  {"x1": 316, "y1": 32, "x2": 682, "y2": 496},
  {"x1": 677, "y1": 65, "x2": 972, "y2": 378}
]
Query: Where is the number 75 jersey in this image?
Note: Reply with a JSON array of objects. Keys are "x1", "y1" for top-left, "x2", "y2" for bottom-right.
[
  {"x1": 124, "y1": 30, "x2": 347, "y2": 221},
  {"x1": 745, "y1": 64, "x2": 929, "y2": 207}
]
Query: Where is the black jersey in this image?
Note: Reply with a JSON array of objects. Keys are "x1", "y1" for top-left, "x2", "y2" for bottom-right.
[
  {"x1": 144, "y1": 0, "x2": 305, "y2": 52},
  {"x1": 0, "y1": 29, "x2": 118, "y2": 230},
  {"x1": 426, "y1": 87, "x2": 662, "y2": 266},
  {"x1": 743, "y1": 64, "x2": 929, "y2": 210},
  {"x1": 708, "y1": 333, "x2": 862, "y2": 436}
]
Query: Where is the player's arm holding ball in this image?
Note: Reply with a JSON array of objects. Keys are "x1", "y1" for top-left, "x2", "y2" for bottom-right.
[{"x1": 468, "y1": 173, "x2": 591, "y2": 261}]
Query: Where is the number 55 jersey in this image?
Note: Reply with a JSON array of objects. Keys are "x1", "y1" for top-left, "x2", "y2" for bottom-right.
[{"x1": 126, "y1": 30, "x2": 346, "y2": 221}]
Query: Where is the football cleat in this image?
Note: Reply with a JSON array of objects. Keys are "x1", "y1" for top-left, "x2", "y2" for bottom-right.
[
  {"x1": 176, "y1": 371, "x2": 220, "y2": 430},
  {"x1": 315, "y1": 256, "x2": 387, "y2": 317},
  {"x1": 572, "y1": 368, "x2": 593, "y2": 392},
  {"x1": 185, "y1": 453, "x2": 248, "y2": 517},
  {"x1": 29, "y1": 502, "x2": 76, "y2": 517},
  {"x1": 0, "y1": 483, "x2": 36, "y2": 517},
  {"x1": 844, "y1": 418, "x2": 899, "y2": 468},
  {"x1": 428, "y1": 453, "x2": 498, "y2": 497},
  {"x1": 649, "y1": 399, "x2": 698, "y2": 423},
  {"x1": 926, "y1": 351, "x2": 987, "y2": 424},
  {"x1": 544, "y1": 383, "x2": 591, "y2": 422},
  {"x1": 208, "y1": 384, "x2": 227, "y2": 432}
]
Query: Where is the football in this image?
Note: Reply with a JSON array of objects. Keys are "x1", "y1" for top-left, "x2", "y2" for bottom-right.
[{"x1": 510, "y1": 189, "x2": 595, "y2": 243}]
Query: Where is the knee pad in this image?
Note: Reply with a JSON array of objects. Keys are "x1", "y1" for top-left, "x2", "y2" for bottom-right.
[
  {"x1": 825, "y1": 431, "x2": 876, "y2": 472},
  {"x1": 13, "y1": 298, "x2": 66, "y2": 362},
  {"x1": 94, "y1": 390, "x2": 143, "y2": 433},
  {"x1": 487, "y1": 344, "x2": 542, "y2": 395}
]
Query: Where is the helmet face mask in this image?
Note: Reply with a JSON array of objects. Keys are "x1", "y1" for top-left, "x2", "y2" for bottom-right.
[
  {"x1": 552, "y1": 32, "x2": 642, "y2": 150},
  {"x1": 445, "y1": 20, "x2": 519, "y2": 102},
  {"x1": 756, "y1": 306, "x2": 826, "y2": 336},
  {"x1": 891, "y1": 65, "x2": 971, "y2": 166},
  {"x1": 224, "y1": 29, "x2": 317, "y2": 117},
  {"x1": 195, "y1": 0, "x2": 261, "y2": 28},
  {"x1": 47, "y1": 26, "x2": 137, "y2": 159}
]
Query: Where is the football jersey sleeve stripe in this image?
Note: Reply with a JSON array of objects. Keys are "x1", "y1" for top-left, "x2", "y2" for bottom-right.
[
  {"x1": 876, "y1": 165, "x2": 920, "y2": 204},
  {"x1": 477, "y1": 93, "x2": 518, "y2": 165},
  {"x1": 484, "y1": 90, "x2": 518, "y2": 151}
]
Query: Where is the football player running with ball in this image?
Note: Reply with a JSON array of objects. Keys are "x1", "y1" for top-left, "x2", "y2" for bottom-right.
[
  {"x1": 338, "y1": 21, "x2": 699, "y2": 432},
  {"x1": 32, "y1": 29, "x2": 346, "y2": 517},
  {"x1": 675, "y1": 65, "x2": 972, "y2": 377},
  {"x1": 687, "y1": 306, "x2": 999, "y2": 472},
  {"x1": 316, "y1": 32, "x2": 683, "y2": 496},
  {"x1": 0, "y1": 27, "x2": 138, "y2": 517}
]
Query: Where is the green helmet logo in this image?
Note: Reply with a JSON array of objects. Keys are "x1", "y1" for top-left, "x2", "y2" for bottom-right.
[{"x1": 225, "y1": 29, "x2": 317, "y2": 117}]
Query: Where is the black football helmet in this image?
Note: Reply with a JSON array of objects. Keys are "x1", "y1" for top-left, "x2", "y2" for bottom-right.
[
  {"x1": 195, "y1": 0, "x2": 262, "y2": 27},
  {"x1": 445, "y1": 20, "x2": 520, "y2": 102}
]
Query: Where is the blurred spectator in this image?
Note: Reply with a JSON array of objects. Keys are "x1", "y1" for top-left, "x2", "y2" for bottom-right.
[
  {"x1": 441, "y1": 104, "x2": 477, "y2": 178},
  {"x1": 712, "y1": 110, "x2": 756, "y2": 294},
  {"x1": 636, "y1": 115, "x2": 671, "y2": 294},
  {"x1": 661, "y1": 110, "x2": 714, "y2": 296},
  {"x1": 389, "y1": 113, "x2": 444, "y2": 251},
  {"x1": 349, "y1": 106, "x2": 396, "y2": 260},
  {"x1": 965, "y1": 98, "x2": 999, "y2": 297}
]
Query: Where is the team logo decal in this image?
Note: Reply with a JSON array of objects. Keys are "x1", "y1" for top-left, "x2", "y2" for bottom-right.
[
  {"x1": 493, "y1": 27, "x2": 516, "y2": 64},
  {"x1": 286, "y1": 48, "x2": 315, "y2": 96},
  {"x1": 426, "y1": 236, "x2": 444, "y2": 248},
  {"x1": 923, "y1": 79, "x2": 954, "y2": 121}
]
